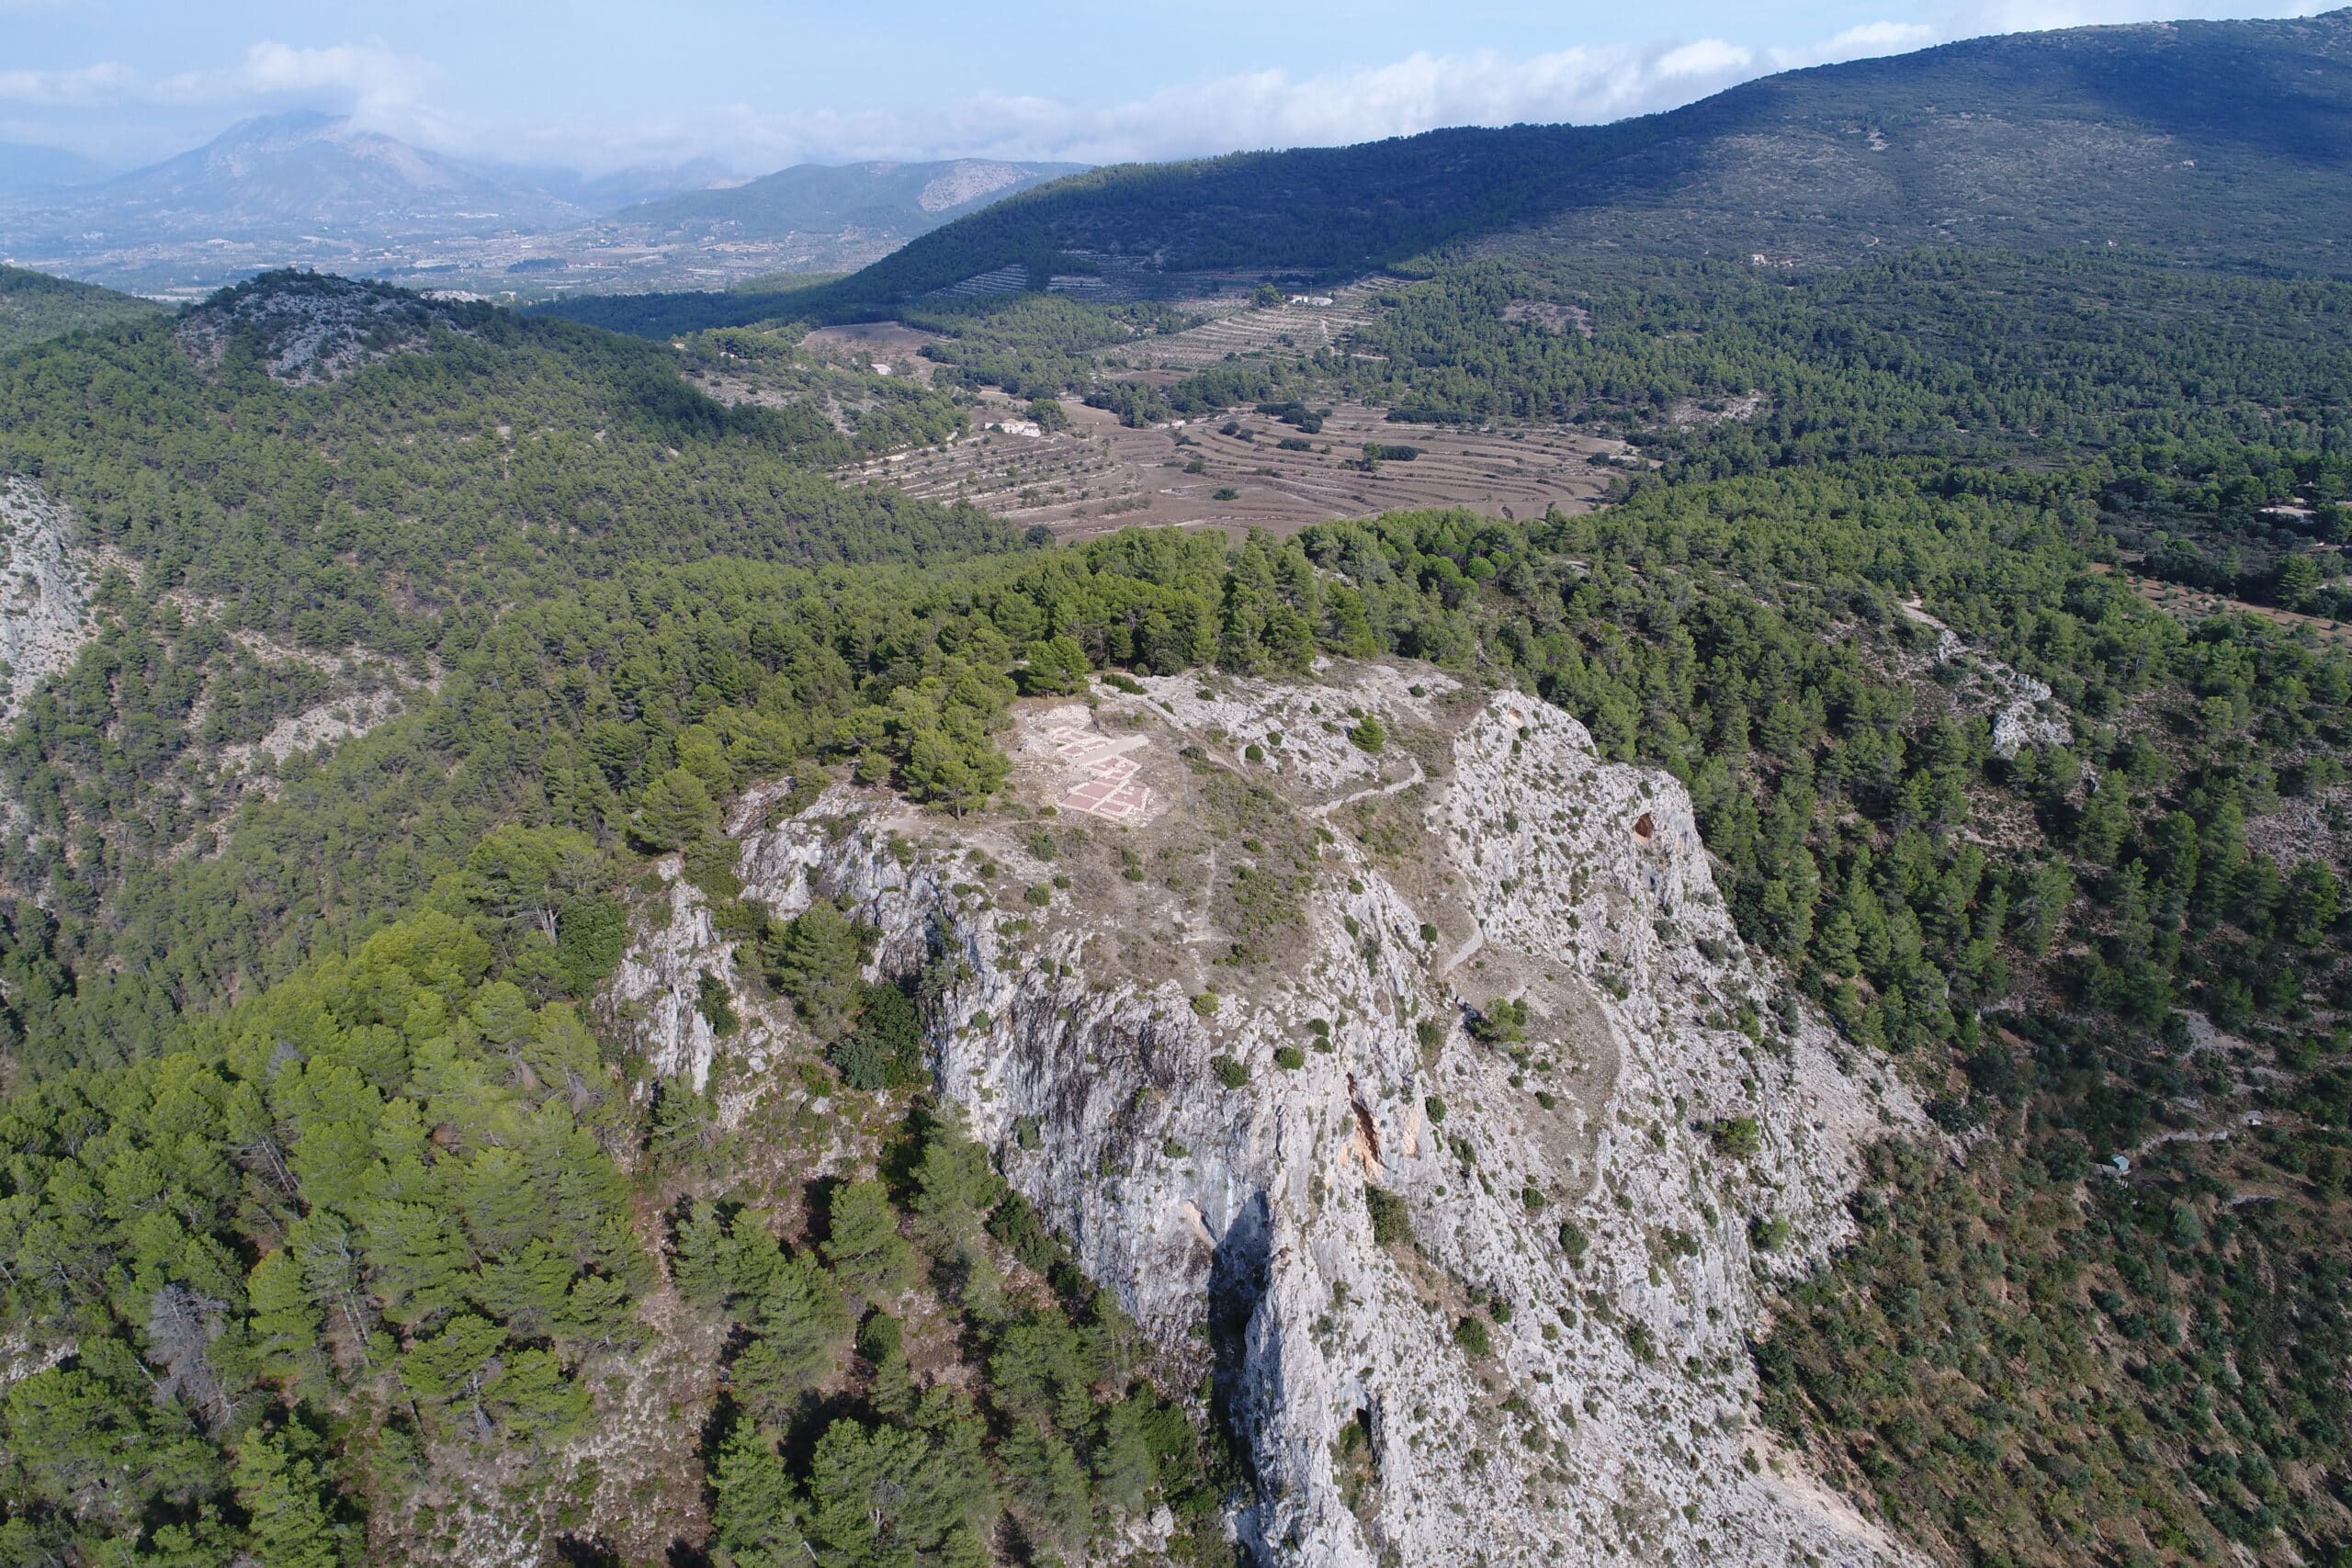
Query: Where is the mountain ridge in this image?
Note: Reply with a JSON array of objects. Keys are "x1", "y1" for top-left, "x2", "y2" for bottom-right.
[
  {"x1": 618, "y1": 156, "x2": 1085, "y2": 240},
  {"x1": 775, "y1": 8, "x2": 2352, "y2": 314}
]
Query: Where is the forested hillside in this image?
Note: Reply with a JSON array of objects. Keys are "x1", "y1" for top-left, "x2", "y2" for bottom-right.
[
  {"x1": 6, "y1": 10, "x2": 2352, "y2": 1565},
  {"x1": 0, "y1": 264, "x2": 162, "y2": 354}
]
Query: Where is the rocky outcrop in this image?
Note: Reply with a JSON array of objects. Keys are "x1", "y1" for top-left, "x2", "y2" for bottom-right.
[
  {"x1": 620, "y1": 662, "x2": 1927, "y2": 1566},
  {"x1": 0, "y1": 478, "x2": 102, "y2": 727},
  {"x1": 607, "y1": 859, "x2": 731, "y2": 1091},
  {"x1": 175, "y1": 272, "x2": 474, "y2": 386}
]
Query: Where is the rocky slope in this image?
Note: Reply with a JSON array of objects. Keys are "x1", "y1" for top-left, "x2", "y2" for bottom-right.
[
  {"x1": 613, "y1": 660, "x2": 1926, "y2": 1565},
  {"x1": 0, "y1": 478, "x2": 103, "y2": 727}
]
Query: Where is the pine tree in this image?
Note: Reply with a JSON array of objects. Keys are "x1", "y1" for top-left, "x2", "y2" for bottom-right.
[
  {"x1": 769, "y1": 899, "x2": 869, "y2": 1039},
  {"x1": 246, "y1": 1249, "x2": 327, "y2": 1390},
  {"x1": 233, "y1": 1423, "x2": 348, "y2": 1568},
  {"x1": 709, "y1": 1427, "x2": 808, "y2": 1568},
  {"x1": 672, "y1": 1201, "x2": 737, "y2": 1311},
  {"x1": 823, "y1": 1180, "x2": 916, "y2": 1299},
  {"x1": 733, "y1": 1252, "x2": 852, "y2": 1419},
  {"x1": 634, "y1": 767, "x2": 717, "y2": 852}
]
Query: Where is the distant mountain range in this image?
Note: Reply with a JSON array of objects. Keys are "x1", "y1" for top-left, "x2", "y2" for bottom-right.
[
  {"x1": 18, "y1": 110, "x2": 586, "y2": 239},
  {"x1": 20, "y1": 8, "x2": 2352, "y2": 312},
  {"x1": 0, "y1": 142, "x2": 115, "y2": 200},
  {"x1": 0, "y1": 115, "x2": 1089, "y2": 297},
  {"x1": 619, "y1": 158, "x2": 1083, "y2": 241},
  {"x1": 773, "y1": 8, "x2": 2352, "y2": 315}
]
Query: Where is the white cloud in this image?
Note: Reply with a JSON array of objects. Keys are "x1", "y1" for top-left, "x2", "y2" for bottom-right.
[
  {"x1": 492, "y1": 30, "x2": 1856, "y2": 175},
  {"x1": 0, "y1": 39, "x2": 434, "y2": 121},
  {"x1": 3, "y1": 2, "x2": 2327, "y2": 176},
  {"x1": 155, "y1": 41, "x2": 436, "y2": 118},
  {"x1": 1770, "y1": 21, "x2": 1942, "y2": 68},
  {"x1": 1656, "y1": 40, "x2": 1755, "y2": 80},
  {"x1": 1942, "y1": 0, "x2": 2329, "y2": 36},
  {"x1": 0, "y1": 62, "x2": 137, "y2": 108}
]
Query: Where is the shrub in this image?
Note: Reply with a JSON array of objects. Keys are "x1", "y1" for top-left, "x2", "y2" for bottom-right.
[
  {"x1": 1212, "y1": 1055, "x2": 1249, "y2": 1089},
  {"x1": 1424, "y1": 1095, "x2": 1447, "y2": 1123},
  {"x1": 1453, "y1": 1314, "x2": 1493, "y2": 1357},
  {"x1": 1558, "y1": 1220, "x2": 1589, "y2": 1260},
  {"x1": 829, "y1": 980, "x2": 924, "y2": 1090},
  {"x1": 1192, "y1": 993, "x2": 1222, "y2": 1017},
  {"x1": 695, "y1": 969, "x2": 738, "y2": 1037},
  {"x1": 1023, "y1": 884, "x2": 1053, "y2": 908},
  {"x1": 1710, "y1": 1116, "x2": 1762, "y2": 1158},
  {"x1": 1469, "y1": 998, "x2": 1528, "y2": 1044},
  {"x1": 1274, "y1": 1045, "x2": 1306, "y2": 1070},
  {"x1": 1364, "y1": 1187, "x2": 1412, "y2": 1247},
  {"x1": 1347, "y1": 714, "x2": 1386, "y2": 753}
]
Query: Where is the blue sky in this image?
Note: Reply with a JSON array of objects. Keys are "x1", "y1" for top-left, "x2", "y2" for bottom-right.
[{"x1": 0, "y1": 0, "x2": 2335, "y2": 173}]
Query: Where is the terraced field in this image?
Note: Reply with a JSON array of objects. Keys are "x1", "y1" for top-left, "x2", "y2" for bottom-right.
[
  {"x1": 831, "y1": 391, "x2": 1628, "y2": 539},
  {"x1": 1099, "y1": 276, "x2": 1398, "y2": 370}
]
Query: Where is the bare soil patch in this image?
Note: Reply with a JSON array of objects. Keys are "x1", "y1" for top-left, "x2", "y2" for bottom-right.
[{"x1": 797, "y1": 321, "x2": 946, "y2": 381}]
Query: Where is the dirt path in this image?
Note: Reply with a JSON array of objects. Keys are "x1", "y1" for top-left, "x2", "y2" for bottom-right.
[{"x1": 1309, "y1": 756, "x2": 1427, "y2": 819}]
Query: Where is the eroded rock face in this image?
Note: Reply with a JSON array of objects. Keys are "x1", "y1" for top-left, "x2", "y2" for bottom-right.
[
  {"x1": 622, "y1": 664, "x2": 1925, "y2": 1566},
  {"x1": 0, "y1": 478, "x2": 102, "y2": 726}
]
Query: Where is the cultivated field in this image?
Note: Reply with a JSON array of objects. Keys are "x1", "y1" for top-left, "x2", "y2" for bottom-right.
[
  {"x1": 1098, "y1": 276, "x2": 1399, "y2": 371},
  {"x1": 797, "y1": 321, "x2": 946, "y2": 380},
  {"x1": 831, "y1": 391, "x2": 1630, "y2": 539}
]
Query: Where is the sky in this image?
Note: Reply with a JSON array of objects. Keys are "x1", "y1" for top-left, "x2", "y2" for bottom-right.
[{"x1": 0, "y1": 0, "x2": 2337, "y2": 175}]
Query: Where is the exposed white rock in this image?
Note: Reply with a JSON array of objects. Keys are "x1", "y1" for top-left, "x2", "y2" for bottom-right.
[
  {"x1": 620, "y1": 664, "x2": 1928, "y2": 1565},
  {"x1": 175, "y1": 273, "x2": 472, "y2": 386},
  {"x1": 1988, "y1": 669, "x2": 2070, "y2": 759},
  {"x1": 608, "y1": 855, "x2": 731, "y2": 1091},
  {"x1": 0, "y1": 478, "x2": 103, "y2": 726},
  {"x1": 212, "y1": 684, "x2": 418, "y2": 774},
  {"x1": 1899, "y1": 596, "x2": 2070, "y2": 758}
]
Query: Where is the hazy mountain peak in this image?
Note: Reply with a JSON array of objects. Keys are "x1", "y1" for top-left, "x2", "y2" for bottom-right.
[{"x1": 617, "y1": 155, "x2": 1086, "y2": 240}]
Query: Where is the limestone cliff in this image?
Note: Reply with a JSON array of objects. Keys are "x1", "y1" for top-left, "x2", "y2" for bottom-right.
[{"x1": 612, "y1": 660, "x2": 1926, "y2": 1566}]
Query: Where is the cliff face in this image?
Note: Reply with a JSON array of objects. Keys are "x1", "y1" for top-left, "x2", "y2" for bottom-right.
[
  {"x1": 0, "y1": 479, "x2": 98, "y2": 728},
  {"x1": 614, "y1": 660, "x2": 1925, "y2": 1566}
]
